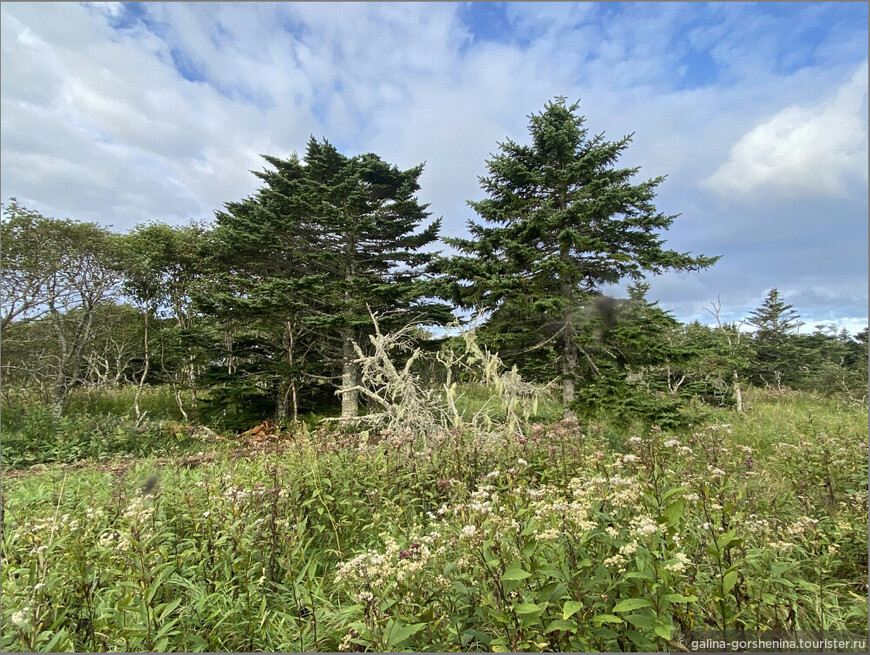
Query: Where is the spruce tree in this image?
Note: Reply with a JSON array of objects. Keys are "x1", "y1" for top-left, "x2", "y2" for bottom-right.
[
  {"x1": 206, "y1": 138, "x2": 449, "y2": 422},
  {"x1": 437, "y1": 99, "x2": 718, "y2": 417},
  {"x1": 746, "y1": 287, "x2": 804, "y2": 388}
]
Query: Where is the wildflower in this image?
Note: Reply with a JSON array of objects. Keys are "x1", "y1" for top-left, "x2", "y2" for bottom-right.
[
  {"x1": 619, "y1": 540, "x2": 638, "y2": 556},
  {"x1": 663, "y1": 439, "x2": 680, "y2": 448},
  {"x1": 339, "y1": 628, "x2": 360, "y2": 652},
  {"x1": 627, "y1": 436, "x2": 643, "y2": 445},
  {"x1": 535, "y1": 528, "x2": 560, "y2": 541},
  {"x1": 605, "y1": 527, "x2": 619, "y2": 538},
  {"x1": 664, "y1": 553, "x2": 691, "y2": 574},
  {"x1": 85, "y1": 508, "x2": 104, "y2": 521},
  {"x1": 459, "y1": 525, "x2": 478, "y2": 540},
  {"x1": 622, "y1": 454, "x2": 639, "y2": 464},
  {"x1": 10, "y1": 609, "x2": 30, "y2": 629},
  {"x1": 517, "y1": 458, "x2": 528, "y2": 467},
  {"x1": 634, "y1": 515, "x2": 659, "y2": 537},
  {"x1": 603, "y1": 553, "x2": 626, "y2": 568}
]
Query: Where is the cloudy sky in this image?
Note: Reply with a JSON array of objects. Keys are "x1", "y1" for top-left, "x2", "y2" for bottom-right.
[{"x1": 2, "y1": 2, "x2": 867, "y2": 333}]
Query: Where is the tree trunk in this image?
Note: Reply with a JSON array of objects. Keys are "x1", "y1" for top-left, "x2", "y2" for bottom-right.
[
  {"x1": 341, "y1": 327, "x2": 359, "y2": 419},
  {"x1": 562, "y1": 325, "x2": 577, "y2": 419},
  {"x1": 733, "y1": 371, "x2": 743, "y2": 412},
  {"x1": 134, "y1": 304, "x2": 150, "y2": 425},
  {"x1": 558, "y1": 185, "x2": 577, "y2": 420},
  {"x1": 340, "y1": 232, "x2": 358, "y2": 420},
  {"x1": 50, "y1": 378, "x2": 67, "y2": 419}
]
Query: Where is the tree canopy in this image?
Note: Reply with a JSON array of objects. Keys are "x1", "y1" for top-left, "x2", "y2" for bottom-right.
[{"x1": 437, "y1": 98, "x2": 719, "y2": 417}]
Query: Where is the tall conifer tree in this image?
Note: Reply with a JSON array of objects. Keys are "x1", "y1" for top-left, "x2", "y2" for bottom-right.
[
  {"x1": 438, "y1": 99, "x2": 718, "y2": 417},
  {"x1": 207, "y1": 138, "x2": 448, "y2": 421}
]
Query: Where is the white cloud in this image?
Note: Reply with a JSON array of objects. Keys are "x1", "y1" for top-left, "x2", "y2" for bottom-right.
[
  {"x1": 704, "y1": 63, "x2": 868, "y2": 200},
  {"x1": 0, "y1": 3, "x2": 866, "y2": 327}
]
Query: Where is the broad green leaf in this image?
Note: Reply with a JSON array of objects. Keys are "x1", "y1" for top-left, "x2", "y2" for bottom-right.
[
  {"x1": 613, "y1": 598, "x2": 654, "y2": 613},
  {"x1": 562, "y1": 600, "x2": 584, "y2": 620},
  {"x1": 723, "y1": 571, "x2": 739, "y2": 594},
  {"x1": 592, "y1": 614, "x2": 624, "y2": 625},
  {"x1": 654, "y1": 623, "x2": 673, "y2": 640},
  {"x1": 545, "y1": 619, "x2": 578, "y2": 633},
  {"x1": 661, "y1": 498, "x2": 685, "y2": 528},
  {"x1": 623, "y1": 613, "x2": 654, "y2": 630},
  {"x1": 387, "y1": 622, "x2": 427, "y2": 646},
  {"x1": 502, "y1": 566, "x2": 532, "y2": 581},
  {"x1": 514, "y1": 602, "x2": 545, "y2": 615}
]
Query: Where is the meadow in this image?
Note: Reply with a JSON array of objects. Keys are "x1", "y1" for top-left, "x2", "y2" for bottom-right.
[{"x1": 1, "y1": 386, "x2": 867, "y2": 652}]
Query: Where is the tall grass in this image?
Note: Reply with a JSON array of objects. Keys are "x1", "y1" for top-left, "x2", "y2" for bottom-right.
[{"x1": 1, "y1": 388, "x2": 866, "y2": 651}]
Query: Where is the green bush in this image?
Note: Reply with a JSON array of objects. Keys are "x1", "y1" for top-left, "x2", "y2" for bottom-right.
[{"x1": 0, "y1": 403, "x2": 202, "y2": 468}]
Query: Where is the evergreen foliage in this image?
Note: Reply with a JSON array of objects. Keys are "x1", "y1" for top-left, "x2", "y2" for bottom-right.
[
  {"x1": 436, "y1": 98, "x2": 718, "y2": 418},
  {"x1": 199, "y1": 138, "x2": 450, "y2": 423},
  {"x1": 746, "y1": 288, "x2": 805, "y2": 388}
]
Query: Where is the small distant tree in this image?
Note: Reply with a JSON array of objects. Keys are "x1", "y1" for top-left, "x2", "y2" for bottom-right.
[{"x1": 746, "y1": 288, "x2": 804, "y2": 389}]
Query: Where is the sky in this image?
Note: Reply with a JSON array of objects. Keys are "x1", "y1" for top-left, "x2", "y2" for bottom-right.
[{"x1": 1, "y1": 2, "x2": 868, "y2": 334}]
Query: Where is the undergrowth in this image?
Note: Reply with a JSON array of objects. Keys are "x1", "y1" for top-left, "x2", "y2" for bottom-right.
[{"x1": 1, "y1": 388, "x2": 866, "y2": 652}]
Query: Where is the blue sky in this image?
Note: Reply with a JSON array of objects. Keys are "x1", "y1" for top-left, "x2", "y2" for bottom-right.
[{"x1": 1, "y1": 2, "x2": 867, "y2": 333}]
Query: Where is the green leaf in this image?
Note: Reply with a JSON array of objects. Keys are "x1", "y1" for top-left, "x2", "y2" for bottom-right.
[
  {"x1": 662, "y1": 593, "x2": 698, "y2": 604},
  {"x1": 592, "y1": 614, "x2": 624, "y2": 625},
  {"x1": 502, "y1": 566, "x2": 532, "y2": 581},
  {"x1": 723, "y1": 571, "x2": 739, "y2": 594},
  {"x1": 654, "y1": 623, "x2": 673, "y2": 640},
  {"x1": 623, "y1": 613, "x2": 654, "y2": 630},
  {"x1": 545, "y1": 619, "x2": 578, "y2": 634},
  {"x1": 661, "y1": 498, "x2": 685, "y2": 528},
  {"x1": 613, "y1": 598, "x2": 653, "y2": 613},
  {"x1": 661, "y1": 486, "x2": 687, "y2": 503},
  {"x1": 514, "y1": 602, "x2": 545, "y2": 615},
  {"x1": 562, "y1": 600, "x2": 584, "y2": 620},
  {"x1": 461, "y1": 629, "x2": 491, "y2": 647},
  {"x1": 387, "y1": 622, "x2": 427, "y2": 646}
]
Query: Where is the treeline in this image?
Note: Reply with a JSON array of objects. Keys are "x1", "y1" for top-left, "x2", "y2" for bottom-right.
[{"x1": 2, "y1": 100, "x2": 866, "y2": 430}]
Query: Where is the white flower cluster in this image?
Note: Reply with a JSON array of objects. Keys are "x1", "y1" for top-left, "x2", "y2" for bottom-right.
[
  {"x1": 459, "y1": 524, "x2": 478, "y2": 541},
  {"x1": 787, "y1": 516, "x2": 819, "y2": 536},
  {"x1": 618, "y1": 540, "x2": 638, "y2": 556},
  {"x1": 603, "y1": 553, "x2": 627, "y2": 573},
  {"x1": 335, "y1": 535, "x2": 433, "y2": 590},
  {"x1": 10, "y1": 608, "x2": 30, "y2": 629},
  {"x1": 633, "y1": 515, "x2": 659, "y2": 538},
  {"x1": 663, "y1": 552, "x2": 692, "y2": 574},
  {"x1": 122, "y1": 497, "x2": 154, "y2": 524},
  {"x1": 534, "y1": 527, "x2": 560, "y2": 542}
]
